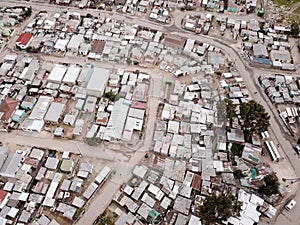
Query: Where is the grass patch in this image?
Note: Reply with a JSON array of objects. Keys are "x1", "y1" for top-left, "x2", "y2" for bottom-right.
[
  {"x1": 231, "y1": 143, "x2": 244, "y2": 157},
  {"x1": 93, "y1": 211, "x2": 117, "y2": 225},
  {"x1": 273, "y1": 0, "x2": 300, "y2": 6},
  {"x1": 293, "y1": 5, "x2": 300, "y2": 13}
]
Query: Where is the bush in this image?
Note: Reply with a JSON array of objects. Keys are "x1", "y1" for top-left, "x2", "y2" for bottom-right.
[
  {"x1": 233, "y1": 169, "x2": 244, "y2": 179},
  {"x1": 103, "y1": 91, "x2": 119, "y2": 102},
  {"x1": 231, "y1": 143, "x2": 244, "y2": 157}
]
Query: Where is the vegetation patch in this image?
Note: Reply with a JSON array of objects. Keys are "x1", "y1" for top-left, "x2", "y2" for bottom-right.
[
  {"x1": 93, "y1": 211, "x2": 117, "y2": 225},
  {"x1": 197, "y1": 194, "x2": 242, "y2": 225},
  {"x1": 259, "y1": 174, "x2": 280, "y2": 196},
  {"x1": 233, "y1": 169, "x2": 245, "y2": 179},
  {"x1": 103, "y1": 91, "x2": 119, "y2": 102},
  {"x1": 231, "y1": 143, "x2": 244, "y2": 157},
  {"x1": 273, "y1": 0, "x2": 299, "y2": 6}
]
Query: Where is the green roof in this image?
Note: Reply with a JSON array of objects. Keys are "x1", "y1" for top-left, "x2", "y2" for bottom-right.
[
  {"x1": 148, "y1": 210, "x2": 160, "y2": 222},
  {"x1": 60, "y1": 159, "x2": 74, "y2": 173}
]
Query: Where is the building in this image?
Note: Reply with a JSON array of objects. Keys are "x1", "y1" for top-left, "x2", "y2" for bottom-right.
[
  {"x1": 0, "y1": 190, "x2": 10, "y2": 209},
  {"x1": 102, "y1": 98, "x2": 130, "y2": 140},
  {"x1": 15, "y1": 32, "x2": 33, "y2": 49},
  {"x1": 253, "y1": 44, "x2": 268, "y2": 58},
  {"x1": 47, "y1": 64, "x2": 68, "y2": 83},
  {"x1": 60, "y1": 159, "x2": 75, "y2": 173},
  {"x1": 86, "y1": 68, "x2": 110, "y2": 97},
  {"x1": 67, "y1": 34, "x2": 84, "y2": 53},
  {"x1": 44, "y1": 102, "x2": 65, "y2": 124},
  {"x1": 28, "y1": 96, "x2": 53, "y2": 120},
  {"x1": 21, "y1": 96, "x2": 53, "y2": 132},
  {"x1": 62, "y1": 64, "x2": 82, "y2": 85},
  {"x1": 0, "y1": 153, "x2": 23, "y2": 178},
  {"x1": 0, "y1": 98, "x2": 19, "y2": 124}
]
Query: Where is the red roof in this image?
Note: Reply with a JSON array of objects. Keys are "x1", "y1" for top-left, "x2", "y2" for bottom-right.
[
  {"x1": 0, "y1": 190, "x2": 8, "y2": 202},
  {"x1": 0, "y1": 98, "x2": 19, "y2": 122},
  {"x1": 131, "y1": 101, "x2": 147, "y2": 110},
  {"x1": 16, "y1": 32, "x2": 33, "y2": 46},
  {"x1": 192, "y1": 174, "x2": 201, "y2": 190}
]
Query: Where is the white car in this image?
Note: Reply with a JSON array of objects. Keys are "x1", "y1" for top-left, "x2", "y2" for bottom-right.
[{"x1": 285, "y1": 199, "x2": 296, "y2": 211}]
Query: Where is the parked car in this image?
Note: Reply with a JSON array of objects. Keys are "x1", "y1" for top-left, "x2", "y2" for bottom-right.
[
  {"x1": 285, "y1": 199, "x2": 296, "y2": 211},
  {"x1": 292, "y1": 143, "x2": 300, "y2": 155}
]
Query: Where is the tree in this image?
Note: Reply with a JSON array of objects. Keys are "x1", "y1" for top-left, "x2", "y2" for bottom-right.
[
  {"x1": 133, "y1": 69, "x2": 140, "y2": 75},
  {"x1": 103, "y1": 91, "x2": 119, "y2": 102},
  {"x1": 291, "y1": 21, "x2": 300, "y2": 37},
  {"x1": 233, "y1": 169, "x2": 244, "y2": 179},
  {"x1": 93, "y1": 211, "x2": 114, "y2": 225},
  {"x1": 23, "y1": 7, "x2": 32, "y2": 17},
  {"x1": 225, "y1": 99, "x2": 237, "y2": 127},
  {"x1": 239, "y1": 100, "x2": 270, "y2": 138},
  {"x1": 126, "y1": 58, "x2": 132, "y2": 65},
  {"x1": 86, "y1": 13, "x2": 93, "y2": 18},
  {"x1": 259, "y1": 174, "x2": 279, "y2": 196},
  {"x1": 197, "y1": 195, "x2": 241, "y2": 225}
]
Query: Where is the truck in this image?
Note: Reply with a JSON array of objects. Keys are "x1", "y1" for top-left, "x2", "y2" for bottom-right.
[{"x1": 285, "y1": 199, "x2": 296, "y2": 211}]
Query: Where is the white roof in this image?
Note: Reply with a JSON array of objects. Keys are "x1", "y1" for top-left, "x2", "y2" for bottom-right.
[
  {"x1": 86, "y1": 67, "x2": 110, "y2": 97},
  {"x1": 0, "y1": 217, "x2": 6, "y2": 225},
  {"x1": 4, "y1": 54, "x2": 17, "y2": 61},
  {"x1": 7, "y1": 207, "x2": 18, "y2": 218},
  {"x1": 95, "y1": 165, "x2": 111, "y2": 184},
  {"x1": 250, "y1": 194, "x2": 264, "y2": 206},
  {"x1": 188, "y1": 215, "x2": 202, "y2": 225},
  {"x1": 44, "y1": 102, "x2": 65, "y2": 123},
  {"x1": 72, "y1": 197, "x2": 85, "y2": 208},
  {"x1": 67, "y1": 34, "x2": 84, "y2": 50},
  {"x1": 63, "y1": 65, "x2": 81, "y2": 84},
  {"x1": 18, "y1": 192, "x2": 29, "y2": 201},
  {"x1": 0, "y1": 153, "x2": 23, "y2": 178},
  {"x1": 21, "y1": 119, "x2": 44, "y2": 132},
  {"x1": 29, "y1": 96, "x2": 53, "y2": 120},
  {"x1": 106, "y1": 98, "x2": 130, "y2": 139},
  {"x1": 45, "y1": 157, "x2": 60, "y2": 170},
  {"x1": 54, "y1": 39, "x2": 69, "y2": 51},
  {"x1": 168, "y1": 120, "x2": 180, "y2": 134},
  {"x1": 47, "y1": 64, "x2": 68, "y2": 83}
]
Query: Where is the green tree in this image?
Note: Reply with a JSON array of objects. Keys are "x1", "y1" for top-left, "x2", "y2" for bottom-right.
[
  {"x1": 126, "y1": 58, "x2": 132, "y2": 65},
  {"x1": 231, "y1": 143, "x2": 243, "y2": 157},
  {"x1": 86, "y1": 13, "x2": 93, "y2": 18},
  {"x1": 225, "y1": 99, "x2": 237, "y2": 127},
  {"x1": 93, "y1": 211, "x2": 114, "y2": 225},
  {"x1": 259, "y1": 174, "x2": 279, "y2": 196},
  {"x1": 233, "y1": 169, "x2": 244, "y2": 179},
  {"x1": 23, "y1": 7, "x2": 32, "y2": 17},
  {"x1": 197, "y1": 195, "x2": 241, "y2": 225},
  {"x1": 240, "y1": 100, "x2": 270, "y2": 138},
  {"x1": 103, "y1": 91, "x2": 119, "y2": 102},
  {"x1": 291, "y1": 21, "x2": 300, "y2": 37}
]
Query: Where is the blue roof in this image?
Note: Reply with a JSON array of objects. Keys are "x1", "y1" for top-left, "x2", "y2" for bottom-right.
[{"x1": 252, "y1": 57, "x2": 272, "y2": 65}]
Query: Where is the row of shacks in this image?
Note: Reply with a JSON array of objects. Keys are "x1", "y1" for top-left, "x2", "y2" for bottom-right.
[
  {"x1": 0, "y1": 53, "x2": 150, "y2": 143},
  {"x1": 182, "y1": 13, "x2": 295, "y2": 71},
  {"x1": 17, "y1": 10, "x2": 221, "y2": 75},
  {"x1": 109, "y1": 74, "x2": 279, "y2": 224},
  {"x1": 0, "y1": 146, "x2": 111, "y2": 224}
]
